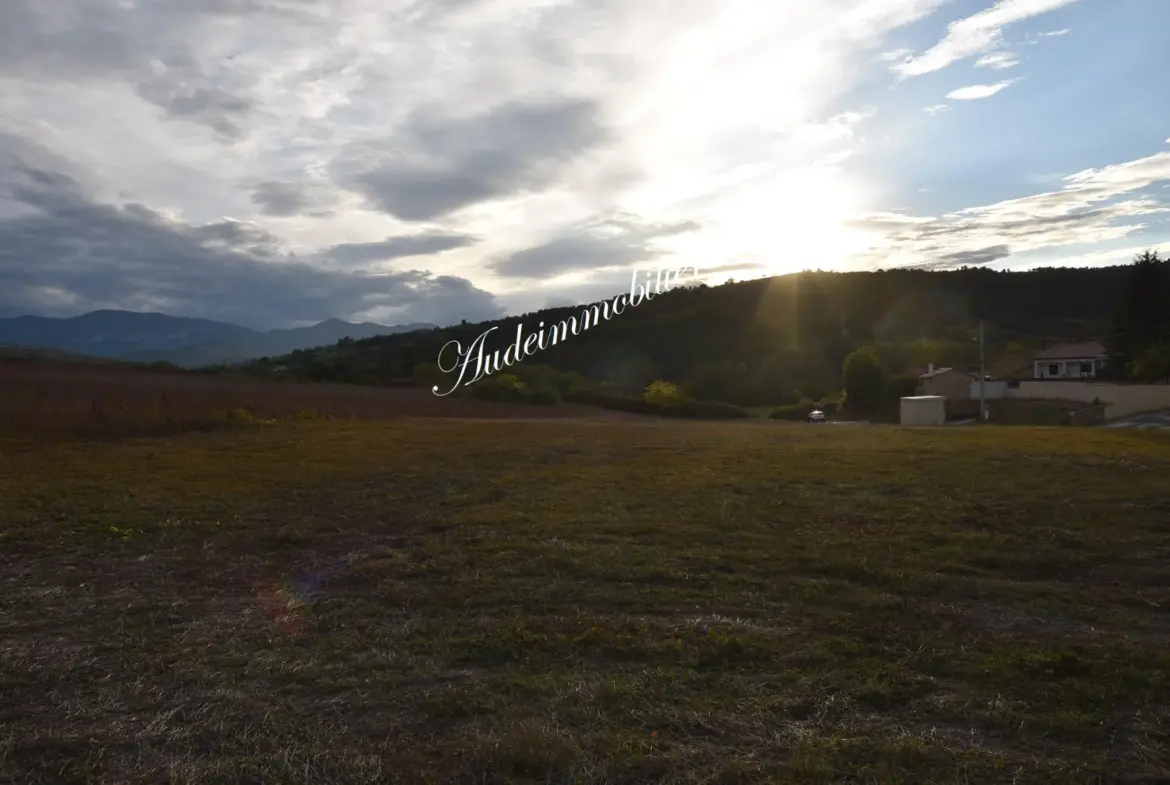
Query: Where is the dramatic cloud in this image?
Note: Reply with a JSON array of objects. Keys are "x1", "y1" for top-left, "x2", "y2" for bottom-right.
[
  {"x1": 908, "y1": 244, "x2": 1012, "y2": 269},
  {"x1": 491, "y1": 216, "x2": 700, "y2": 279},
  {"x1": 0, "y1": 139, "x2": 501, "y2": 328},
  {"x1": 894, "y1": 0, "x2": 1081, "y2": 77},
  {"x1": 0, "y1": 0, "x2": 1159, "y2": 327},
  {"x1": 332, "y1": 99, "x2": 609, "y2": 222},
  {"x1": 324, "y1": 233, "x2": 479, "y2": 266},
  {"x1": 699, "y1": 260, "x2": 769, "y2": 276},
  {"x1": 4, "y1": 0, "x2": 964, "y2": 320},
  {"x1": 135, "y1": 53, "x2": 256, "y2": 139},
  {"x1": 850, "y1": 148, "x2": 1170, "y2": 269},
  {"x1": 946, "y1": 80, "x2": 1018, "y2": 100},
  {"x1": 250, "y1": 181, "x2": 336, "y2": 218}
]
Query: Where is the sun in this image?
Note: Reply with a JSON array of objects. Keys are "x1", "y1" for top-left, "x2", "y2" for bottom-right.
[{"x1": 665, "y1": 164, "x2": 875, "y2": 279}]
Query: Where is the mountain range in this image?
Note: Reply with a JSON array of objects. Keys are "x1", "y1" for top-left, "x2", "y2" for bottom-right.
[{"x1": 0, "y1": 310, "x2": 436, "y2": 367}]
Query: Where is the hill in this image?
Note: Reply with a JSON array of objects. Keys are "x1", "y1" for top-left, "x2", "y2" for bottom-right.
[
  {"x1": 240, "y1": 265, "x2": 1136, "y2": 405},
  {"x1": 0, "y1": 310, "x2": 436, "y2": 367}
]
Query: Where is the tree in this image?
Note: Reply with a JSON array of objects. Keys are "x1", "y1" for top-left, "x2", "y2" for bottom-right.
[
  {"x1": 412, "y1": 361, "x2": 447, "y2": 388},
  {"x1": 645, "y1": 380, "x2": 688, "y2": 406},
  {"x1": 1130, "y1": 343, "x2": 1170, "y2": 383},
  {"x1": 842, "y1": 348, "x2": 887, "y2": 413},
  {"x1": 1106, "y1": 250, "x2": 1170, "y2": 378}
]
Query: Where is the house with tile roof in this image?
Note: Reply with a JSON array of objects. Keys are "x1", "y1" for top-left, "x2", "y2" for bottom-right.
[
  {"x1": 1032, "y1": 341, "x2": 1108, "y2": 379},
  {"x1": 918, "y1": 363, "x2": 977, "y2": 400}
]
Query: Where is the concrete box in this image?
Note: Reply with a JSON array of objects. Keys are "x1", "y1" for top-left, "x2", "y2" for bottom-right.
[{"x1": 900, "y1": 395, "x2": 946, "y2": 426}]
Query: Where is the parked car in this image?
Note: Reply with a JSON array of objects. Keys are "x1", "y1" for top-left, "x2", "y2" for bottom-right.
[{"x1": 807, "y1": 409, "x2": 826, "y2": 423}]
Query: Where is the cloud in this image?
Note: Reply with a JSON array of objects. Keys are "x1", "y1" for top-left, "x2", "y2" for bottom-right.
[
  {"x1": 946, "y1": 80, "x2": 1018, "y2": 100},
  {"x1": 924, "y1": 104, "x2": 950, "y2": 115},
  {"x1": 503, "y1": 260, "x2": 709, "y2": 314},
  {"x1": 490, "y1": 216, "x2": 700, "y2": 279},
  {"x1": 878, "y1": 47, "x2": 915, "y2": 63},
  {"x1": 0, "y1": 138, "x2": 501, "y2": 328},
  {"x1": 324, "y1": 232, "x2": 479, "y2": 266},
  {"x1": 700, "y1": 260, "x2": 768, "y2": 275},
  {"x1": 894, "y1": 0, "x2": 1081, "y2": 77},
  {"x1": 908, "y1": 244, "x2": 1012, "y2": 269},
  {"x1": 332, "y1": 99, "x2": 608, "y2": 222},
  {"x1": 849, "y1": 147, "x2": 1170, "y2": 269},
  {"x1": 9, "y1": 0, "x2": 1140, "y2": 329},
  {"x1": 4, "y1": 0, "x2": 948, "y2": 327},
  {"x1": 975, "y1": 51, "x2": 1019, "y2": 69},
  {"x1": 135, "y1": 53, "x2": 256, "y2": 139},
  {"x1": 0, "y1": 0, "x2": 318, "y2": 138},
  {"x1": 1012, "y1": 242, "x2": 1166, "y2": 270},
  {"x1": 250, "y1": 180, "x2": 338, "y2": 218},
  {"x1": 1041, "y1": 28, "x2": 1069, "y2": 36}
]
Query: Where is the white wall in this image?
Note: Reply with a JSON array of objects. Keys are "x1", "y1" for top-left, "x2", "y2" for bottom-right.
[
  {"x1": 1006, "y1": 381, "x2": 1170, "y2": 419},
  {"x1": 900, "y1": 397, "x2": 945, "y2": 426},
  {"x1": 969, "y1": 379, "x2": 1009, "y2": 399}
]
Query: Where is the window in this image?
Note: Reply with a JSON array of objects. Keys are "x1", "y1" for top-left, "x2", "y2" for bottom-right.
[
  {"x1": 1048, "y1": 363, "x2": 1060, "y2": 376},
  {"x1": 1080, "y1": 362, "x2": 1093, "y2": 374}
]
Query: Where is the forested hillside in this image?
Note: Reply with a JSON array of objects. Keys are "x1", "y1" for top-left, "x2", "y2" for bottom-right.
[{"x1": 233, "y1": 264, "x2": 1147, "y2": 407}]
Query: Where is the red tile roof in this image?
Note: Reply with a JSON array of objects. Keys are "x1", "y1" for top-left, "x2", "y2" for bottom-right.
[
  {"x1": 918, "y1": 367, "x2": 979, "y2": 379},
  {"x1": 1033, "y1": 341, "x2": 1107, "y2": 360}
]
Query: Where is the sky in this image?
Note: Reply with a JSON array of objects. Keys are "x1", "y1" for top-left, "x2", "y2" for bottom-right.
[{"x1": 1, "y1": 0, "x2": 1167, "y2": 329}]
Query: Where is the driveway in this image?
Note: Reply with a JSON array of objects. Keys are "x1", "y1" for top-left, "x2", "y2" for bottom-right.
[{"x1": 1104, "y1": 409, "x2": 1170, "y2": 430}]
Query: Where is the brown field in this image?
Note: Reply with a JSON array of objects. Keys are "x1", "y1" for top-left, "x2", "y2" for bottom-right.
[
  {"x1": 3, "y1": 357, "x2": 1170, "y2": 783},
  {"x1": 0, "y1": 358, "x2": 638, "y2": 440}
]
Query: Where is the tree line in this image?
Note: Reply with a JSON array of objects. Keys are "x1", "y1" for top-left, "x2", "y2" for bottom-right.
[
  {"x1": 231, "y1": 260, "x2": 1161, "y2": 414},
  {"x1": 1105, "y1": 250, "x2": 1170, "y2": 382}
]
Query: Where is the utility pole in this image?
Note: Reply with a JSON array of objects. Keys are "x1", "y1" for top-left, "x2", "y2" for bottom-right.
[{"x1": 979, "y1": 319, "x2": 986, "y2": 423}]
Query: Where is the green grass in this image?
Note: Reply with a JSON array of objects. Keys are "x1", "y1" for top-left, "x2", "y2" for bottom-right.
[{"x1": 2, "y1": 420, "x2": 1170, "y2": 783}]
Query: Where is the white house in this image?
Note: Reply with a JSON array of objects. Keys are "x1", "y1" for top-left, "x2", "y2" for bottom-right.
[{"x1": 1032, "y1": 341, "x2": 1108, "y2": 379}]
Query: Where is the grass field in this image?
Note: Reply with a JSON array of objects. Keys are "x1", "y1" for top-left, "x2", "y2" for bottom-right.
[
  {"x1": 0, "y1": 358, "x2": 638, "y2": 441},
  {"x1": 2, "y1": 366, "x2": 1170, "y2": 783}
]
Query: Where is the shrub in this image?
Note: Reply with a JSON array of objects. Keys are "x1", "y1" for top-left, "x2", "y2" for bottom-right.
[
  {"x1": 886, "y1": 374, "x2": 920, "y2": 399},
  {"x1": 519, "y1": 378, "x2": 561, "y2": 405},
  {"x1": 552, "y1": 369, "x2": 594, "y2": 395},
  {"x1": 842, "y1": 349, "x2": 887, "y2": 413},
  {"x1": 412, "y1": 361, "x2": 448, "y2": 389},
  {"x1": 644, "y1": 380, "x2": 688, "y2": 407},
  {"x1": 467, "y1": 373, "x2": 527, "y2": 402}
]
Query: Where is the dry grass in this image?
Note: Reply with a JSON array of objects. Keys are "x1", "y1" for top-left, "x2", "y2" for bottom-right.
[
  {"x1": 0, "y1": 359, "x2": 639, "y2": 441},
  {"x1": 2, "y1": 367, "x2": 1170, "y2": 783}
]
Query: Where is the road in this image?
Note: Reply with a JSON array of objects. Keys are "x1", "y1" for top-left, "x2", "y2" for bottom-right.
[{"x1": 1104, "y1": 408, "x2": 1170, "y2": 430}]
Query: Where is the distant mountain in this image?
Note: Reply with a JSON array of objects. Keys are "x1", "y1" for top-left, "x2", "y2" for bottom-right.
[
  {"x1": 127, "y1": 318, "x2": 437, "y2": 367},
  {"x1": 0, "y1": 343, "x2": 120, "y2": 364},
  {"x1": 0, "y1": 310, "x2": 436, "y2": 367},
  {"x1": 0, "y1": 310, "x2": 253, "y2": 359}
]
